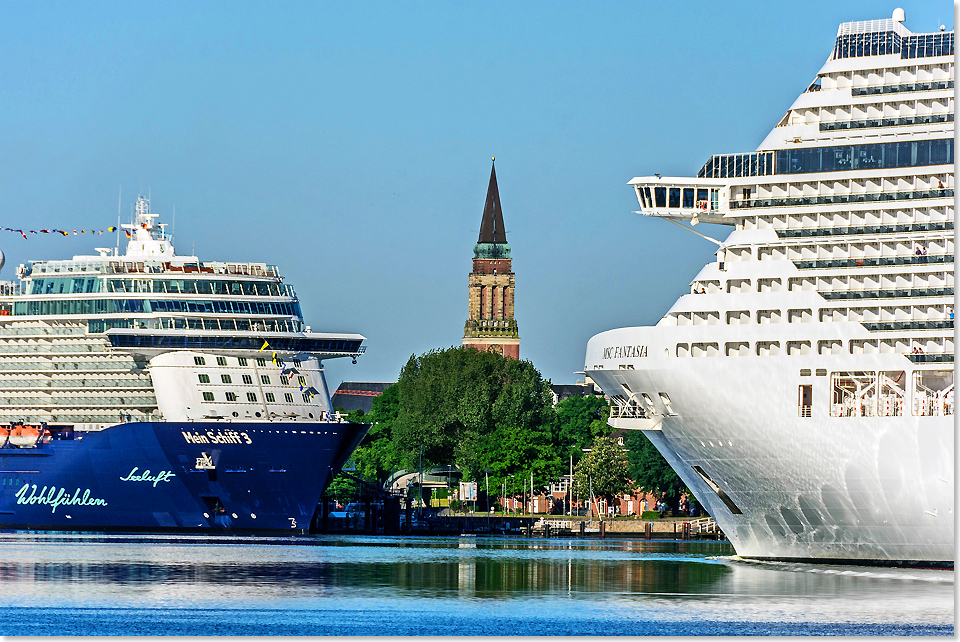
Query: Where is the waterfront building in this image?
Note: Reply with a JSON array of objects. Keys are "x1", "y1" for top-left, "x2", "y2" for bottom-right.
[
  {"x1": 331, "y1": 381, "x2": 393, "y2": 413},
  {"x1": 462, "y1": 159, "x2": 520, "y2": 358}
]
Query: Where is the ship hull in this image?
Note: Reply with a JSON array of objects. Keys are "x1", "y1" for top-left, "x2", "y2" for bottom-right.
[
  {"x1": 0, "y1": 421, "x2": 368, "y2": 532},
  {"x1": 586, "y1": 327, "x2": 954, "y2": 566}
]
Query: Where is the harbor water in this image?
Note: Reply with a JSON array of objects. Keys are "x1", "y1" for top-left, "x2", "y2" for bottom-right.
[{"x1": 0, "y1": 532, "x2": 952, "y2": 636}]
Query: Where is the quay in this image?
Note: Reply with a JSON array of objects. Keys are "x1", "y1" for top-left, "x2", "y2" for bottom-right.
[{"x1": 312, "y1": 498, "x2": 724, "y2": 540}]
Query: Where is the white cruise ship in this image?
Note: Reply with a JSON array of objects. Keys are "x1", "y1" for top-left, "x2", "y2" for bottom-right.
[
  {"x1": 0, "y1": 195, "x2": 368, "y2": 532},
  {"x1": 585, "y1": 10, "x2": 954, "y2": 566}
]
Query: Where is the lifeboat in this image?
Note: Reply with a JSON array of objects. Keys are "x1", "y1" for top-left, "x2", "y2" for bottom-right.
[{"x1": 6, "y1": 424, "x2": 41, "y2": 448}]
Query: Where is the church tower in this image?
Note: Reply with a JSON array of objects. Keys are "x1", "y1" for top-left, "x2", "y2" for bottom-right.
[{"x1": 463, "y1": 159, "x2": 520, "y2": 359}]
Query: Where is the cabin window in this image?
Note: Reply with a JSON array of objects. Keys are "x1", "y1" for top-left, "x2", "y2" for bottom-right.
[
  {"x1": 194, "y1": 356, "x2": 205, "y2": 366},
  {"x1": 225, "y1": 392, "x2": 237, "y2": 402},
  {"x1": 246, "y1": 392, "x2": 257, "y2": 402},
  {"x1": 265, "y1": 393, "x2": 275, "y2": 402},
  {"x1": 202, "y1": 392, "x2": 214, "y2": 401},
  {"x1": 221, "y1": 374, "x2": 232, "y2": 384},
  {"x1": 198, "y1": 374, "x2": 210, "y2": 384},
  {"x1": 216, "y1": 357, "x2": 227, "y2": 366}
]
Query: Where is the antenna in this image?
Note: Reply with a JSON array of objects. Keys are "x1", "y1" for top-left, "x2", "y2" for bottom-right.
[
  {"x1": 172, "y1": 204, "x2": 175, "y2": 243},
  {"x1": 116, "y1": 187, "x2": 122, "y2": 255}
]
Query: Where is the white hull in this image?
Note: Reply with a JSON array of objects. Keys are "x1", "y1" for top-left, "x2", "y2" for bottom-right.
[{"x1": 587, "y1": 327, "x2": 953, "y2": 564}]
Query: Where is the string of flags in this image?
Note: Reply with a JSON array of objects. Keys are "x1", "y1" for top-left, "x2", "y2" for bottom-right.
[
  {"x1": 1, "y1": 226, "x2": 120, "y2": 240},
  {"x1": 259, "y1": 340, "x2": 319, "y2": 399}
]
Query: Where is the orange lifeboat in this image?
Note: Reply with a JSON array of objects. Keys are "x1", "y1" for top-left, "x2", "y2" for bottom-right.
[{"x1": 8, "y1": 424, "x2": 41, "y2": 448}]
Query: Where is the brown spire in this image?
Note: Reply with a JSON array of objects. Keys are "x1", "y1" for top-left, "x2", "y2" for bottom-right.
[{"x1": 477, "y1": 158, "x2": 507, "y2": 244}]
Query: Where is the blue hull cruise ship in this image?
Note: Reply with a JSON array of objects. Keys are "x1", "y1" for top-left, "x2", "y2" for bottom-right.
[{"x1": 0, "y1": 196, "x2": 367, "y2": 532}]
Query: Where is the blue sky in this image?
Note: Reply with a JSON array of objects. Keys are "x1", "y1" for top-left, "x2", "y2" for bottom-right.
[{"x1": 0, "y1": 1, "x2": 952, "y2": 389}]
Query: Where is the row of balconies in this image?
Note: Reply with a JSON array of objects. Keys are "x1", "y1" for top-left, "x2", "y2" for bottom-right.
[
  {"x1": 793, "y1": 253, "x2": 953, "y2": 269},
  {"x1": 777, "y1": 220, "x2": 953, "y2": 237},
  {"x1": 850, "y1": 80, "x2": 954, "y2": 96},
  {"x1": 729, "y1": 188, "x2": 952, "y2": 210},
  {"x1": 820, "y1": 113, "x2": 952, "y2": 131}
]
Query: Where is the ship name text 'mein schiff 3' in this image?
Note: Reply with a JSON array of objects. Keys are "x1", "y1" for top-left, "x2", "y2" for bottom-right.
[
  {"x1": 0, "y1": 195, "x2": 368, "y2": 532},
  {"x1": 586, "y1": 9, "x2": 954, "y2": 566}
]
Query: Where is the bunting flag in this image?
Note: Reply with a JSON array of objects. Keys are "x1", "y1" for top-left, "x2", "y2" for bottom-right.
[
  {"x1": 0, "y1": 225, "x2": 121, "y2": 240},
  {"x1": 258, "y1": 338, "x2": 319, "y2": 401}
]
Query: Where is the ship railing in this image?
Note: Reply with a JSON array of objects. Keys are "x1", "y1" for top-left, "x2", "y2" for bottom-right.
[
  {"x1": 820, "y1": 113, "x2": 953, "y2": 131},
  {"x1": 730, "y1": 188, "x2": 953, "y2": 210},
  {"x1": 777, "y1": 221, "x2": 954, "y2": 238},
  {"x1": 819, "y1": 286, "x2": 954, "y2": 300},
  {"x1": 794, "y1": 253, "x2": 953, "y2": 270}
]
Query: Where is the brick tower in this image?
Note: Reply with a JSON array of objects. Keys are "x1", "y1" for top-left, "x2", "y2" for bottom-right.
[{"x1": 463, "y1": 159, "x2": 520, "y2": 358}]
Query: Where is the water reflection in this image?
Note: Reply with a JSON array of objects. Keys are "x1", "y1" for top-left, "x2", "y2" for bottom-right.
[{"x1": 0, "y1": 533, "x2": 951, "y2": 635}]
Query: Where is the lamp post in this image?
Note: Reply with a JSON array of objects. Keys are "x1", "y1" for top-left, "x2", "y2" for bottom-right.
[
  {"x1": 483, "y1": 468, "x2": 491, "y2": 529},
  {"x1": 507, "y1": 475, "x2": 514, "y2": 515}
]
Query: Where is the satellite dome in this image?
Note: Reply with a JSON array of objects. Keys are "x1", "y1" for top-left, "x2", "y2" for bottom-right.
[
  {"x1": 0, "y1": 249, "x2": 6, "y2": 274},
  {"x1": 892, "y1": 8, "x2": 905, "y2": 23}
]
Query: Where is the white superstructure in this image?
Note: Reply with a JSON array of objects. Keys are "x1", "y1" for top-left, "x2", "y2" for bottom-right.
[
  {"x1": 585, "y1": 11, "x2": 954, "y2": 565},
  {"x1": 0, "y1": 195, "x2": 365, "y2": 431}
]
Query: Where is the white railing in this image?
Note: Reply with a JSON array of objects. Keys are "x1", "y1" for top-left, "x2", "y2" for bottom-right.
[
  {"x1": 609, "y1": 403, "x2": 647, "y2": 420},
  {"x1": 688, "y1": 517, "x2": 718, "y2": 534}
]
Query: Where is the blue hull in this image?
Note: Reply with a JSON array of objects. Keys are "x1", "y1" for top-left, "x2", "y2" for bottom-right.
[{"x1": 0, "y1": 421, "x2": 368, "y2": 532}]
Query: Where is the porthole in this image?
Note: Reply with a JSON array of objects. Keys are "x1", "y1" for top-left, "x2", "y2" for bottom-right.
[
  {"x1": 232, "y1": 412, "x2": 238, "y2": 417},
  {"x1": 255, "y1": 412, "x2": 261, "y2": 418},
  {"x1": 308, "y1": 413, "x2": 314, "y2": 419}
]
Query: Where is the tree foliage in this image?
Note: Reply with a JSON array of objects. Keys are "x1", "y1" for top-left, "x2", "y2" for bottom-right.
[
  {"x1": 623, "y1": 430, "x2": 687, "y2": 509},
  {"x1": 391, "y1": 346, "x2": 561, "y2": 491},
  {"x1": 551, "y1": 395, "x2": 612, "y2": 463},
  {"x1": 572, "y1": 435, "x2": 632, "y2": 505}
]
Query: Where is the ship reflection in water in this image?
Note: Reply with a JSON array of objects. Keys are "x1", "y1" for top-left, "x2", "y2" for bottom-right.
[{"x1": 0, "y1": 533, "x2": 952, "y2": 635}]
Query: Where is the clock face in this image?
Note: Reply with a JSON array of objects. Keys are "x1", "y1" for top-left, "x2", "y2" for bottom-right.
[{"x1": 488, "y1": 344, "x2": 503, "y2": 355}]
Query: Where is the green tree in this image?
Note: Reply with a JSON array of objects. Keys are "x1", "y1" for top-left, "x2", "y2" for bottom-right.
[
  {"x1": 349, "y1": 383, "x2": 403, "y2": 485},
  {"x1": 391, "y1": 346, "x2": 561, "y2": 492},
  {"x1": 572, "y1": 435, "x2": 632, "y2": 510},
  {"x1": 623, "y1": 430, "x2": 687, "y2": 511},
  {"x1": 551, "y1": 395, "x2": 612, "y2": 463}
]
